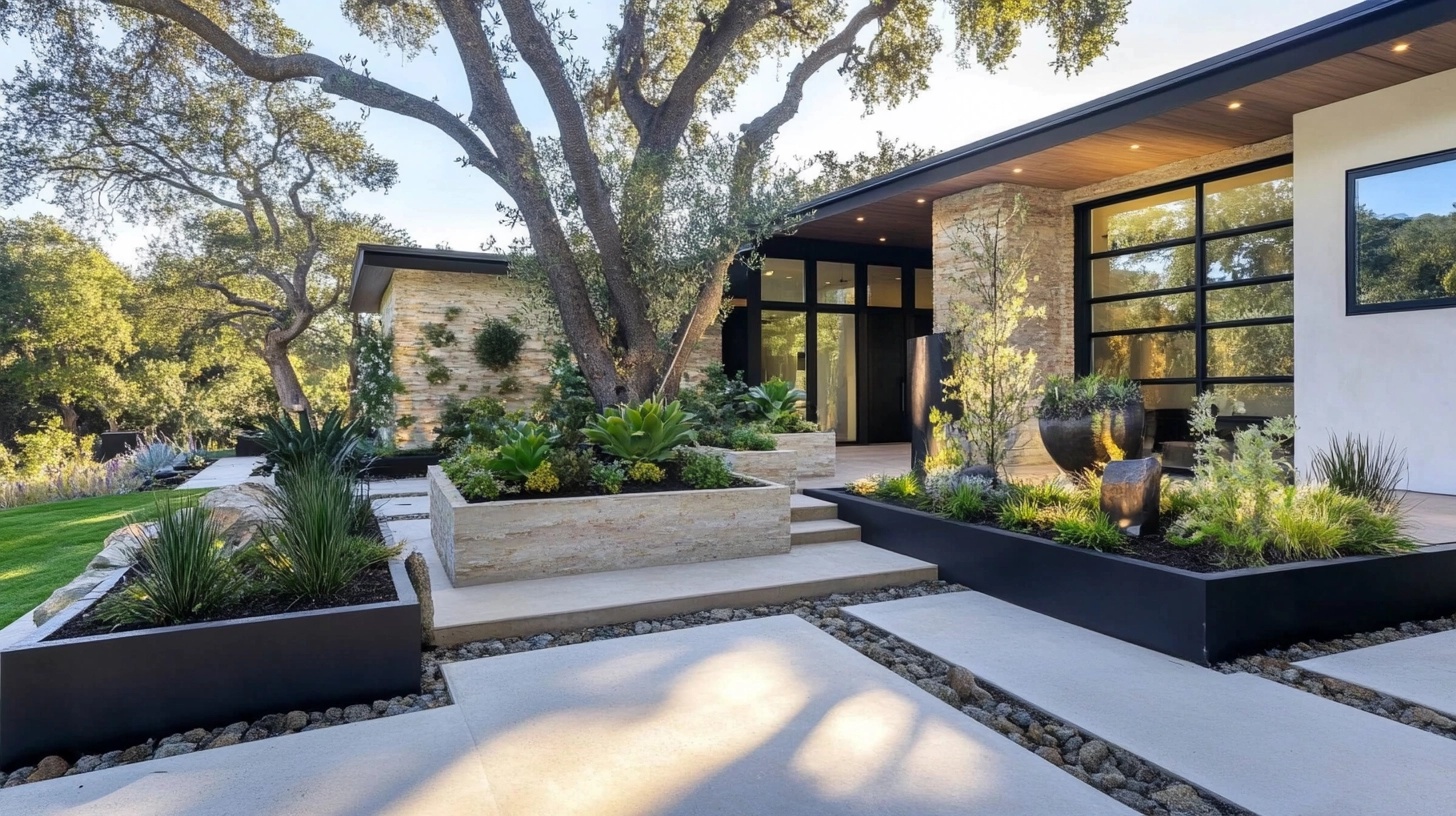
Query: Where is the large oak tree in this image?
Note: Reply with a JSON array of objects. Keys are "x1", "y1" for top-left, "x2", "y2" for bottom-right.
[{"x1": 4, "y1": 0, "x2": 1128, "y2": 405}]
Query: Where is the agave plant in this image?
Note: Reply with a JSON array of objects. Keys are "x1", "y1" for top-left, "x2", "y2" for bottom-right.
[
  {"x1": 487, "y1": 424, "x2": 557, "y2": 481},
  {"x1": 743, "y1": 378, "x2": 810, "y2": 433},
  {"x1": 129, "y1": 439, "x2": 183, "y2": 481},
  {"x1": 584, "y1": 399, "x2": 697, "y2": 463},
  {"x1": 258, "y1": 410, "x2": 369, "y2": 475}
]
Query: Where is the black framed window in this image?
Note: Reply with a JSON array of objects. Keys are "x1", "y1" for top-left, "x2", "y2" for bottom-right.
[
  {"x1": 1077, "y1": 158, "x2": 1294, "y2": 457},
  {"x1": 1347, "y1": 147, "x2": 1456, "y2": 315}
]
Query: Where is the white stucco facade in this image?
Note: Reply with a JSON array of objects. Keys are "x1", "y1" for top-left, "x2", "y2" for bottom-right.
[{"x1": 1293, "y1": 67, "x2": 1456, "y2": 494}]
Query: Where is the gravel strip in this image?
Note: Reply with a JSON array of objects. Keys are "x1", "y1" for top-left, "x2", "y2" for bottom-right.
[
  {"x1": 4, "y1": 580, "x2": 1242, "y2": 814},
  {"x1": 1217, "y1": 613, "x2": 1456, "y2": 741}
]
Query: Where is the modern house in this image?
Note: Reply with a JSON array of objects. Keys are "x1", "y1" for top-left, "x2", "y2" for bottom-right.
[{"x1": 349, "y1": 0, "x2": 1456, "y2": 493}]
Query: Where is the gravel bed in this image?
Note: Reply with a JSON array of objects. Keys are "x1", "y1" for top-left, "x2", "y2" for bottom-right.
[
  {"x1": 1216, "y1": 612, "x2": 1456, "y2": 741},
  {"x1": 5, "y1": 580, "x2": 1239, "y2": 814}
]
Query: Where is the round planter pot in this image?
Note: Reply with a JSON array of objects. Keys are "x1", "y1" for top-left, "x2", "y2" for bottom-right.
[{"x1": 1038, "y1": 406, "x2": 1145, "y2": 475}]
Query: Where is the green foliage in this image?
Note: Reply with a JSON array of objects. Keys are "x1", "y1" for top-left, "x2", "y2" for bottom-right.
[
  {"x1": 496, "y1": 374, "x2": 522, "y2": 395},
  {"x1": 547, "y1": 447, "x2": 596, "y2": 491},
  {"x1": 533, "y1": 343, "x2": 596, "y2": 446},
  {"x1": 728, "y1": 426, "x2": 777, "y2": 451},
  {"x1": 678, "y1": 363, "x2": 756, "y2": 446},
  {"x1": 941, "y1": 481, "x2": 996, "y2": 522},
  {"x1": 443, "y1": 306, "x2": 463, "y2": 321},
  {"x1": 1037, "y1": 374, "x2": 1142, "y2": 420},
  {"x1": 627, "y1": 460, "x2": 666, "y2": 483},
  {"x1": 524, "y1": 462, "x2": 560, "y2": 493},
  {"x1": 257, "y1": 459, "x2": 396, "y2": 597},
  {"x1": 257, "y1": 410, "x2": 368, "y2": 475},
  {"x1": 590, "y1": 461, "x2": 626, "y2": 494},
  {"x1": 1309, "y1": 434, "x2": 1408, "y2": 510},
  {"x1": 473, "y1": 318, "x2": 525, "y2": 371},
  {"x1": 130, "y1": 439, "x2": 183, "y2": 481},
  {"x1": 421, "y1": 322, "x2": 456, "y2": 348},
  {"x1": 924, "y1": 407, "x2": 967, "y2": 471},
  {"x1": 997, "y1": 497, "x2": 1042, "y2": 532},
  {"x1": 679, "y1": 449, "x2": 734, "y2": 490},
  {"x1": 433, "y1": 396, "x2": 521, "y2": 453},
  {"x1": 441, "y1": 446, "x2": 506, "y2": 502},
  {"x1": 487, "y1": 423, "x2": 558, "y2": 481},
  {"x1": 95, "y1": 499, "x2": 244, "y2": 626},
  {"x1": 876, "y1": 473, "x2": 921, "y2": 502},
  {"x1": 742, "y1": 378, "x2": 814, "y2": 433},
  {"x1": 941, "y1": 197, "x2": 1045, "y2": 475},
  {"x1": 352, "y1": 318, "x2": 404, "y2": 436},
  {"x1": 1044, "y1": 505, "x2": 1125, "y2": 552},
  {"x1": 584, "y1": 399, "x2": 697, "y2": 463}
]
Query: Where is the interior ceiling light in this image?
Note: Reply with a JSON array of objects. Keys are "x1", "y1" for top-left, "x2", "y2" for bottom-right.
[
  {"x1": 1227, "y1": 101, "x2": 1243, "y2": 109},
  {"x1": 1393, "y1": 42, "x2": 1411, "y2": 52},
  {"x1": 916, "y1": 197, "x2": 926, "y2": 203},
  {"x1": 1130, "y1": 144, "x2": 1141, "y2": 150},
  {"x1": 1013, "y1": 167, "x2": 1024, "y2": 174},
  {"x1": 878, "y1": 237, "x2": 887, "y2": 242},
  {"x1": 764, "y1": 270, "x2": 774, "y2": 276},
  {"x1": 855, "y1": 216, "x2": 865, "y2": 222}
]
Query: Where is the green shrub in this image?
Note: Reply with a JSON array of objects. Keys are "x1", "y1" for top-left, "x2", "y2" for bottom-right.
[
  {"x1": 257, "y1": 410, "x2": 368, "y2": 475},
  {"x1": 433, "y1": 396, "x2": 521, "y2": 453},
  {"x1": 873, "y1": 473, "x2": 920, "y2": 502},
  {"x1": 584, "y1": 399, "x2": 697, "y2": 463},
  {"x1": 474, "y1": 318, "x2": 526, "y2": 371},
  {"x1": 441, "y1": 446, "x2": 505, "y2": 501},
  {"x1": 487, "y1": 423, "x2": 557, "y2": 481},
  {"x1": 1045, "y1": 505, "x2": 1125, "y2": 552},
  {"x1": 627, "y1": 460, "x2": 665, "y2": 483},
  {"x1": 590, "y1": 461, "x2": 626, "y2": 494},
  {"x1": 524, "y1": 462, "x2": 560, "y2": 493},
  {"x1": 997, "y1": 497, "x2": 1042, "y2": 532},
  {"x1": 533, "y1": 343, "x2": 596, "y2": 445},
  {"x1": 1309, "y1": 433, "x2": 1407, "y2": 510},
  {"x1": 728, "y1": 426, "x2": 777, "y2": 451},
  {"x1": 95, "y1": 499, "x2": 244, "y2": 626},
  {"x1": 256, "y1": 459, "x2": 397, "y2": 597},
  {"x1": 547, "y1": 447, "x2": 595, "y2": 490},
  {"x1": 743, "y1": 378, "x2": 817, "y2": 433},
  {"x1": 680, "y1": 449, "x2": 734, "y2": 489},
  {"x1": 1037, "y1": 373, "x2": 1142, "y2": 420},
  {"x1": 941, "y1": 482, "x2": 994, "y2": 522},
  {"x1": 421, "y1": 322, "x2": 456, "y2": 348},
  {"x1": 1004, "y1": 479, "x2": 1078, "y2": 509}
]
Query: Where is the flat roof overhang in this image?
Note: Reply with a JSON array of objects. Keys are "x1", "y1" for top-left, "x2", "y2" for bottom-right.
[
  {"x1": 791, "y1": 0, "x2": 1456, "y2": 249},
  {"x1": 348, "y1": 244, "x2": 511, "y2": 313}
]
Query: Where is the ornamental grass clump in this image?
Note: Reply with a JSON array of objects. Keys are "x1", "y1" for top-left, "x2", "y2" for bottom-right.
[
  {"x1": 96, "y1": 499, "x2": 245, "y2": 627},
  {"x1": 1037, "y1": 373, "x2": 1142, "y2": 420},
  {"x1": 257, "y1": 458, "x2": 396, "y2": 598},
  {"x1": 1309, "y1": 433, "x2": 1408, "y2": 510}
]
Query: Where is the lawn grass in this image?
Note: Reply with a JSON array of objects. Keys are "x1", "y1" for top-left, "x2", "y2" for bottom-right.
[{"x1": 0, "y1": 489, "x2": 210, "y2": 628}]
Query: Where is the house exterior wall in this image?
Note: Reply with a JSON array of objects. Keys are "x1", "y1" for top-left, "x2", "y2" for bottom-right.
[
  {"x1": 1293, "y1": 67, "x2": 1456, "y2": 494},
  {"x1": 380, "y1": 269, "x2": 554, "y2": 448}
]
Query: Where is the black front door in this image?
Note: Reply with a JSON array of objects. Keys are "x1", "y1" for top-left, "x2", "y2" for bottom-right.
[{"x1": 865, "y1": 310, "x2": 909, "y2": 442}]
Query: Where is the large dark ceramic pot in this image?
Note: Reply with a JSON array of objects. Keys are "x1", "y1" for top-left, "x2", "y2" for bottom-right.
[{"x1": 1038, "y1": 406, "x2": 1146, "y2": 475}]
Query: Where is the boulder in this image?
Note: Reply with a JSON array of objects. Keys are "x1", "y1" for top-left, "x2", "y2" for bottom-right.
[
  {"x1": 32, "y1": 567, "x2": 118, "y2": 627},
  {"x1": 199, "y1": 482, "x2": 274, "y2": 552},
  {"x1": 87, "y1": 522, "x2": 157, "y2": 569},
  {"x1": 1100, "y1": 457, "x2": 1161, "y2": 536}
]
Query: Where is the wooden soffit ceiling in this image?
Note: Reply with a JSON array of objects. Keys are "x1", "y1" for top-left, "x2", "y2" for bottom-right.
[{"x1": 792, "y1": 16, "x2": 1456, "y2": 250}]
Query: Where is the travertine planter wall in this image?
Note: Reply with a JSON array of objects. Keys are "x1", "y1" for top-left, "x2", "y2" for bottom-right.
[
  {"x1": 428, "y1": 466, "x2": 790, "y2": 587},
  {"x1": 699, "y1": 447, "x2": 798, "y2": 490},
  {"x1": 773, "y1": 432, "x2": 837, "y2": 479}
]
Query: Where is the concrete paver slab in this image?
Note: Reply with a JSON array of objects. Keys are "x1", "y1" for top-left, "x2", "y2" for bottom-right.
[
  {"x1": 1296, "y1": 629, "x2": 1456, "y2": 719},
  {"x1": 849, "y1": 591, "x2": 1456, "y2": 816},
  {"x1": 372, "y1": 495, "x2": 430, "y2": 517},
  {"x1": 366, "y1": 477, "x2": 430, "y2": 496},
  {"x1": 442, "y1": 614, "x2": 1134, "y2": 816},
  {"x1": 180, "y1": 456, "x2": 262, "y2": 490},
  {"x1": 0, "y1": 707, "x2": 499, "y2": 816}
]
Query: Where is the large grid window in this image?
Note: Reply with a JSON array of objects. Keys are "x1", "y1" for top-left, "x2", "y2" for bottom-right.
[{"x1": 1080, "y1": 160, "x2": 1293, "y2": 457}]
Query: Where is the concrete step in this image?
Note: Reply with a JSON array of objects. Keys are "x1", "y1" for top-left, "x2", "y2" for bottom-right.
[
  {"x1": 790, "y1": 518, "x2": 860, "y2": 545},
  {"x1": 1296, "y1": 630, "x2": 1456, "y2": 720},
  {"x1": 383, "y1": 518, "x2": 936, "y2": 645},
  {"x1": 789, "y1": 493, "x2": 839, "y2": 522},
  {"x1": 849, "y1": 591, "x2": 1456, "y2": 816}
]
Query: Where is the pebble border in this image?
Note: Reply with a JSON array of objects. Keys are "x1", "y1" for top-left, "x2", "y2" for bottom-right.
[{"x1": 1216, "y1": 612, "x2": 1456, "y2": 740}]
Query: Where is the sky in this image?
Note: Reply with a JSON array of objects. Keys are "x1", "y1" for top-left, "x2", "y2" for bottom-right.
[{"x1": 0, "y1": 0, "x2": 1359, "y2": 267}]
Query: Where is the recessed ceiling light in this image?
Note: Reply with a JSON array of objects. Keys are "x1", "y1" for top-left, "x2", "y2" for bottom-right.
[
  {"x1": 916, "y1": 197, "x2": 926, "y2": 203},
  {"x1": 1013, "y1": 167, "x2": 1024, "y2": 174},
  {"x1": 878, "y1": 237, "x2": 886, "y2": 242},
  {"x1": 1130, "y1": 144, "x2": 1141, "y2": 150},
  {"x1": 1227, "y1": 101, "x2": 1242, "y2": 110},
  {"x1": 855, "y1": 216, "x2": 865, "y2": 222},
  {"x1": 1393, "y1": 42, "x2": 1411, "y2": 52},
  {"x1": 764, "y1": 270, "x2": 774, "y2": 276}
]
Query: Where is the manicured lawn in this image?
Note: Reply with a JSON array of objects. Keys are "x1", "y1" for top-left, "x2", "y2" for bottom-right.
[{"x1": 0, "y1": 490, "x2": 210, "y2": 627}]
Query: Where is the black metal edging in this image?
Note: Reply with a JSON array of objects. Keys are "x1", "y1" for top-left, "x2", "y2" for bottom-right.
[
  {"x1": 793, "y1": 0, "x2": 1456, "y2": 222},
  {"x1": 0, "y1": 560, "x2": 422, "y2": 767},
  {"x1": 807, "y1": 487, "x2": 1456, "y2": 665}
]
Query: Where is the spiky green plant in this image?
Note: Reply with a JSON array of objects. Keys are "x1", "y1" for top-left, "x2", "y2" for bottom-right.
[
  {"x1": 258, "y1": 410, "x2": 369, "y2": 475},
  {"x1": 584, "y1": 399, "x2": 697, "y2": 463},
  {"x1": 257, "y1": 458, "x2": 397, "y2": 597},
  {"x1": 742, "y1": 378, "x2": 814, "y2": 433},
  {"x1": 1309, "y1": 433, "x2": 1408, "y2": 510},
  {"x1": 486, "y1": 423, "x2": 558, "y2": 481},
  {"x1": 96, "y1": 499, "x2": 244, "y2": 626},
  {"x1": 1045, "y1": 505, "x2": 1126, "y2": 552}
]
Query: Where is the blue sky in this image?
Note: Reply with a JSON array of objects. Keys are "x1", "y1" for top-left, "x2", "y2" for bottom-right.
[{"x1": 1, "y1": 0, "x2": 1357, "y2": 266}]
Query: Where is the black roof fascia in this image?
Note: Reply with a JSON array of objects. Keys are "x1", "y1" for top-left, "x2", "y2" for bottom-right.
[{"x1": 797, "y1": 0, "x2": 1456, "y2": 221}]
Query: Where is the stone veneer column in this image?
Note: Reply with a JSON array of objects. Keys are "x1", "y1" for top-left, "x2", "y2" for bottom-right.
[{"x1": 931, "y1": 183, "x2": 1075, "y2": 467}]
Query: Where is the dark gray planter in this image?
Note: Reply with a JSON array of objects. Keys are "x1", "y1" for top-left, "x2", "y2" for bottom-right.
[
  {"x1": 807, "y1": 487, "x2": 1456, "y2": 666},
  {"x1": 1037, "y1": 406, "x2": 1145, "y2": 474},
  {"x1": 0, "y1": 561, "x2": 421, "y2": 767}
]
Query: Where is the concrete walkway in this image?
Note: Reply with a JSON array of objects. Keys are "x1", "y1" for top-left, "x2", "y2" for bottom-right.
[
  {"x1": 180, "y1": 456, "x2": 263, "y2": 490},
  {"x1": 1297, "y1": 629, "x2": 1456, "y2": 719},
  {"x1": 849, "y1": 591, "x2": 1456, "y2": 816},
  {"x1": 3, "y1": 616, "x2": 1133, "y2": 815}
]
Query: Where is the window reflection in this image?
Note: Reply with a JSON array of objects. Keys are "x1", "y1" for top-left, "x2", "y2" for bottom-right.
[
  {"x1": 760, "y1": 311, "x2": 807, "y2": 391},
  {"x1": 761, "y1": 258, "x2": 804, "y2": 302},
  {"x1": 1090, "y1": 187, "x2": 1195, "y2": 253},
  {"x1": 915, "y1": 268, "x2": 934, "y2": 309},
  {"x1": 817, "y1": 261, "x2": 855, "y2": 305},
  {"x1": 1352, "y1": 151, "x2": 1456, "y2": 309},
  {"x1": 867, "y1": 265, "x2": 902, "y2": 307},
  {"x1": 1203, "y1": 164, "x2": 1293, "y2": 232},
  {"x1": 1091, "y1": 245, "x2": 1194, "y2": 297},
  {"x1": 816, "y1": 313, "x2": 857, "y2": 442}
]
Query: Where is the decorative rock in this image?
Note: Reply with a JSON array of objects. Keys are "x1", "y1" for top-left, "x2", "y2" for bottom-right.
[
  {"x1": 946, "y1": 665, "x2": 980, "y2": 701},
  {"x1": 1034, "y1": 746, "x2": 1064, "y2": 766},
  {"x1": 88, "y1": 523, "x2": 155, "y2": 568},
  {"x1": 1151, "y1": 784, "x2": 1220, "y2": 816},
  {"x1": 118, "y1": 743, "x2": 153, "y2": 764},
  {"x1": 222, "y1": 721, "x2": 249, "y2": 736},
  {"x1": 241, "y1": 727, "x2": 269, "y2": 742},
  {"x1": 183, "y1": 728, "x2": 210, "y2": 743},
  {"x1": 1100, "y1": 457, "x2": 1161, "y2": 536},
  {"x1": 198, "y1": 482, "x2": 273, "y2": 552},
  {"x1": 73, "y1": 755, "x2": 101, "y2": 774},
  {"x1": 1078, "y1": 739, "x2": 1110, "y2": 772},
  {"x1": 27, "y1": 756, "x2": 69, "y2": 782},
  {"x1": 1110, "y1": 789, "x2": 1157, "y2": 813},
  {"x1": 404, "y1": 551, "x2": 435, "y2": 647},
  {"x1": 915, "y1": 679, "x2": 961, "y2": 707},
  {"x1": 343, "y1": 703, "x2": 373, "y2": 723},
  {"x1": 154, "y1": 743, "x2": 196, "y2": 760},
  {"x1": 209, "y1": 732, "x2": 241, "y2": 750},
  {"x1": 283, "y1": 710, "x2": 309, "y2": 731},
  {"x1": 32, "y1": 567, "x2": 117, "y2": 626}
]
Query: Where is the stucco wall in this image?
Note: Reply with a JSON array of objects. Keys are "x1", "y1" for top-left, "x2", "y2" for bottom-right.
[
  {"x1": 1293, "y1": 67, "x2": 1456, "y2": 494},
  {"x1": 381, "y1": 269, "x2": 554, "y2": 448}
]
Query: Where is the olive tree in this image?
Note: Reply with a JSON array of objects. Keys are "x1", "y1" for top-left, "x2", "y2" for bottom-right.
[{"x1": 3, "y1": 0, "x2": 1128, "y2": 405}]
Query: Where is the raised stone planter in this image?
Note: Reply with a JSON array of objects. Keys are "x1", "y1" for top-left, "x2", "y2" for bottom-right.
[
  {"x1": 772, "y1": 431, "x2": 837, "y2": 479},
  {"x1": 428, "y1": 466, "x2": 790, "y2": 587},
  {"x1": 699, "y1": 446, "x2": 798, "y2": 490},
  {"x1": 0, "y1": 561, "x2": 420, "y2": 768}
]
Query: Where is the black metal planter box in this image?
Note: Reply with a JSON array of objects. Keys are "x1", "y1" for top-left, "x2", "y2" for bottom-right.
[
  {"x1": 0, "y1": 561, "x2": 421, "y2": 768},
  {"x1": 807, "y1": 488, "x2": 1456, "y2": 666},
  {"x1": 363, "y1": 452, "x2": 445, "y2": 480}
]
